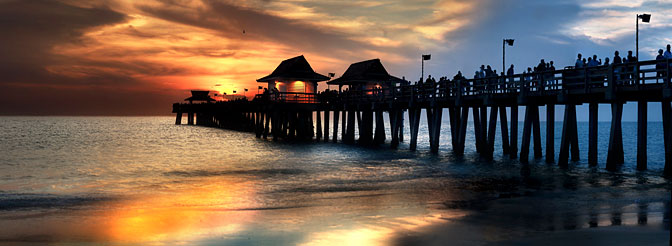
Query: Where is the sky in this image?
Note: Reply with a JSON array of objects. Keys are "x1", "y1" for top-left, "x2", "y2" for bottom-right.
[{"x1": 1, "y1": 0, "x2": 671, "y2": 117}]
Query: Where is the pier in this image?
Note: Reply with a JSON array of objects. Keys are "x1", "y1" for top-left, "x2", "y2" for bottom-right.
[{"x1": 174, "y1": 58, "x2": 672, "y2": 177}]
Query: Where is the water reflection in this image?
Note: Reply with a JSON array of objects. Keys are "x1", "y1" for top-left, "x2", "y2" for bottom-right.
[{"x1": 0, "y1": 117, "x2": 669, "y2": 245}]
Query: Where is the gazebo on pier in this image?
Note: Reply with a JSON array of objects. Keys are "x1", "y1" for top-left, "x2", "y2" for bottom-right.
[
  {"x1": 327, "y1": 58, "x2": 404, "y2": 94},
  {"x1": 257, "y1": 55, "x2": 330, "y2": 103},
  {"x1": 184, "y1": 90, "x2": 216, "y2": 104}
]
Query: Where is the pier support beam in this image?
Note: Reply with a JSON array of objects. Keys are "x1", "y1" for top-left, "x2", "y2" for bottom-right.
[
  {"x1": 389, "y1": 110, "x2": 400, "y2": 148},
  {"x1": 499, "y1": 106, "x2": 510, "y2": 155},
  {"x1": 458, "y1": 107, "x2": 469, "y2": 155},
  {"x1": 316, "y1": 111, "x2": 322, "y2": 141},
  {"x1": 606, "y1": 102, "x2": 624, "y2": 170},
  {"x1": 532, "y1": 106, "x2": 543, "y2": 159},
  {"x1": 345, "y1": 110, "x2": 356, "y2": 143},
  {"x1": 175, "y1": 112, "x2": 182, "y2": 125},
  {"x1": 332, "y1": 110, "x2": 339, "y2": 142},
  {"x1": 559, "y1": 104, "x2": 579, "y2": 166},
  {"x1": 520, "y1": 106, "x2": 533, "y2": 163},
  {"x1": 449, "y1": 107, "x2": 459, "y2": 152},
  {"x1": 360, "y1": 110, "x2": 374, "y2": 145},
  {"x1": 427, "y1": 107, "x2": 442, "y2": 153},
  {"x1": 637, "y1": 101, "x2": 647, "y2": 170},
  {"x1": 662, "y1": 101, "x2": 671, "y2": 177},
  {"x1": 272, "y1": 111, "x2": 279, "y2": 141},
  {"x1": 342, "y1": 111, "x2": 347, "y2": 142},
  {"x1": 187, "y1": 112, "x2": 194, "y2": 125},
  {"x1": 263, "y1": 111, "x2": 270, "y2": 139},
  {"x1": 588, "y1": 103, "x2": 598, "y2": 165},
  {"x1": 472, "y1": 107, "x2": 483, "y2": 153},
  {"x1": 255, "y1": 112, "x2": 263, "y2": 138},
  {"x1": 546, "y1": 103, "x2": 555, "y2": 163},
  {"x1": 510, "y1": 106, "x2": 518, "y2": 159},
  {"x1": 480, "y1": 106, "x2": 488, "y2": 153},
  {"x1": 409, "y1": 108, "x2": 422, "y2": 151},
  {"x1": 520, "y1": 105, "x2": 543, "y2": 162},
  {"x1": 374, "y1": 110, "x2": 386, "y2": 145},
  {"x1": 399, "y1": 110, "x2": 405, "y2": 142},
  {"x1": 324, "y1": 110, "x2": 330, "y2": 142},
  {"x1": 486, "y1": 106, "x2": 498, "y2": 159}
]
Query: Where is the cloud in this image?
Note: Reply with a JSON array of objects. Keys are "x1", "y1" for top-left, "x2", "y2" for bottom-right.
[
  {"x1": 0, "y1": 0, "x2": 127, "y2": 85},
  {"x1": 1, "y1": 0, "x2": 671, "y2": 116}
]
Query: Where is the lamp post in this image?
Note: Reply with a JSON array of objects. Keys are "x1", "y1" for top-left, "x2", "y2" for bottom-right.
[
  {"x1": 503, "y1": 39, "x2": 514, "y2": 73},
  {"x1": 421, "y1": 54, "x2": 431, "y2": 82},
  {"x1": 636, "y1": 13, "x2": 651, "y2": 59}
]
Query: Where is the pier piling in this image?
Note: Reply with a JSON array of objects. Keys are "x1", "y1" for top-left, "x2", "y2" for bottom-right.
[
  {"x1": 546, "y1": 104, "x2": 555, "y2": 163},
  {"x1": 637, "y1": 101, "x2": 647, "y2": 170},
  {"x1": 588, "y1": 103, "x2": 598, "y2": 165}
]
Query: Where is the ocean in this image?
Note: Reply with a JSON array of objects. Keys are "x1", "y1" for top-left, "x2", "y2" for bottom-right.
[{"x1": 0, "y1": 116, "x2": 669, "y2": 245}]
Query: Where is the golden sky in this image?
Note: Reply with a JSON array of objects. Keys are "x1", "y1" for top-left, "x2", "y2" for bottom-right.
[{"x1": 1, "y1": 0, "x2": 670, "y2": 115}]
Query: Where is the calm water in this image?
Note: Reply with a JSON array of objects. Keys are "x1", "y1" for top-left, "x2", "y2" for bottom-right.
[{"x1": 0, "y1": 116, "x2": 669, "y2": 245}]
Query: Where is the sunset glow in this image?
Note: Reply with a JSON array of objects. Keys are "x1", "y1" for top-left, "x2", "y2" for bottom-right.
[{"x1": 1, "y1": 0, "x2": 670, "y2": 115}]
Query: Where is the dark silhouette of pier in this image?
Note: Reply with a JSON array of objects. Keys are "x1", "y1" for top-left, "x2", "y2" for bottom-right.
[{"x1": 174, "y1": 58, "x2": 672, "y2": 177}]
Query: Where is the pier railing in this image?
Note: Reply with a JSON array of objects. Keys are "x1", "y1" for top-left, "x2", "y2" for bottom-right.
[{"x1": 312, "y1": 58, "x2": 672, "y2": 105}]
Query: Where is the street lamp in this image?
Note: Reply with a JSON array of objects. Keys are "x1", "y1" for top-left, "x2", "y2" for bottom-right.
[
  {"x1": 636, "y1": 13, "x2": 651, "y2": 59},
  {"x1": 503, "y1": 39, "x2": 514, "y2": 73},
  {"x1": 421, "y1": 54, "x2": 431, "y2": 82}
]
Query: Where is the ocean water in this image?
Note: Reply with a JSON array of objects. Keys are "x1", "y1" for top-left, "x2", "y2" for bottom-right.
[{"x1": 0, "y1": 116, "x2": 669, "y2": 245}]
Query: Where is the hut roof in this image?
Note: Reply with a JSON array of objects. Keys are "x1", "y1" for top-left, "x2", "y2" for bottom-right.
[
  {"x1": 184, "y1": 90, "x2": 215, "y2": 102},
  {"x1": 257, "y1": 55, "x2": 330, "y2": 83},
  {"x1": 327, "y1": 59, "x2": 404, "y2": 85}
]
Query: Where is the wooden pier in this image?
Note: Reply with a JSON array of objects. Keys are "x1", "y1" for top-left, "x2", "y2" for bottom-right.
[{"x1": 174, "y1": 59, "x2": 672, "y2": 177}]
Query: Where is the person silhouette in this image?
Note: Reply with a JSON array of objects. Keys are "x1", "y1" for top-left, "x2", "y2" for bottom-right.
[
  {"x1": 575, "y1": 53, "x2": 583, "y2": 68},
  {"x1": 664, "y1": 44, "x2": 672, "y2": 59},
  {"x1": 613, "y1": 51, "x2": 622, "y2": 64},
  {"x1": 656, "y1": 49, "x2": 666, "y2": 81}
]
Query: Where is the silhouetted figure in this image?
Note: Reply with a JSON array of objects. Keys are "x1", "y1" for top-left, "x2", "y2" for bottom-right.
[
  {"x1": 454, "y1": 71, "x2": 466, "y2": 95},
  {"x1": 575, "y1": 53, "x2": 583, "y2": 68},
  {"x1": 507, "y1": 64, "x2": 514, "y2": 88},
  {"x1": 614, "y1": 51, "x2": 622, "y2": 64},
  {"x1": 658, "y1": 49, "x2": 668, "y2": 82},
  {"x1": 626, "y1": 51, "x2": 637, "y2": 84},
  {"x1": 604, "y1": 57, "x2": 610, "y2": 66},
  {"x1": 485, "y1": 65, "x2": 493, "y2": 77},
  {"x1": 537, "y1": 59, "x2": 546, "y2": 72},
  {"x1": 627, "y1": 50, "x2": 637, "y2": 63},
  {"x1": 613, "y1": 51, "x2": 623, "y2": 82},
  {"x1": 664, "y1": 44, "x2": 672, "y2": 59}
]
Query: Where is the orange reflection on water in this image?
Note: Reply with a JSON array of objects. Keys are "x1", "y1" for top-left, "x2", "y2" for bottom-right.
[
  {"x1": 101, "y1": 177, "x2": 257, "y2": 243},
  {"x1": 297, "y1": 212, "x2": 466, "y2": 246}
]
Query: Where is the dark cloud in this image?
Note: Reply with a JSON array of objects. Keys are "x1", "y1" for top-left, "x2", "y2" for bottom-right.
[
  {"x1": 0, "y1": 0, "x2": 183, "y2": 115},
  {"x1": 0, "y1": 0, "x2": 127, "y2": 84},
  {"x1": 135, "y1": 0, "x2": 413, "y2": 61}
]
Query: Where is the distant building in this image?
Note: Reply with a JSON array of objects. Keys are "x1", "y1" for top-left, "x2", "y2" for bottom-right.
[
  {"x1": 184, "y1": 90, "x2": 215, "y2": 104},
  {"x1": 257, "y1": 55, "x2": 329, "y2": 102},
  {"x1": 327, "y1": 59, "x2": 404, "y2": 93}
]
